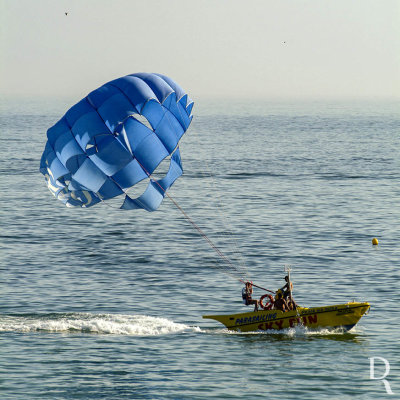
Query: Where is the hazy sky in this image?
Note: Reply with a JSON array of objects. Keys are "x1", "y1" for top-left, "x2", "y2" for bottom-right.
[{"x1": 1, "y1": 0, "x2": 399, "y2": 99}]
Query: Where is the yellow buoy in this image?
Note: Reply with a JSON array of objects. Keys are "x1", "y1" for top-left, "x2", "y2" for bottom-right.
[{"x1": 372, "y1": 238, "x2": 379, "y2": 246}]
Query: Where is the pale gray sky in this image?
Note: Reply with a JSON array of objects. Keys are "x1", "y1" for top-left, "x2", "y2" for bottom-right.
[{"x1": 1, "y1": 0, "x2": 399, "y2": 99}]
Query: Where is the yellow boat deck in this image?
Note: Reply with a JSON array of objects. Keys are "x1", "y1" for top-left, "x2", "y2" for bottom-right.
[{"x1": 203, "y1": 302, "x2": 370, "y2": 332}]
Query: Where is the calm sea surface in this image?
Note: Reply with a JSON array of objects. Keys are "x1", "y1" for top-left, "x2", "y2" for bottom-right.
[{"x1": 0, "y1": 97, "x2": 399, "y2": 399}]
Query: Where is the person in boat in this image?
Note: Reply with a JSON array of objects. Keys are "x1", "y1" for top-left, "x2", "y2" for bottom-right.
[
  {"x1": 286, "y1": 294, "x2": 297, "y2": 311},
  {"x1": 242, "y1": 282, "x2": 259, "y2": 311},
  {"x1": 281, "y1": 275, "x2": 293, "y2": 299},
  {"x1": 274, "y1": 291, "x2": 288, "y2": 312}
]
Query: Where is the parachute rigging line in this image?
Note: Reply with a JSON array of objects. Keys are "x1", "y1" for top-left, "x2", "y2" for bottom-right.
[
  {"x1": 133, "y1": 155, "x2": 247, "y2": 282},
  {"x1": 165, "y1": 191, "x2": 247, "y2": 281},
  {"x1": 200, "y1": 158, "x2": 248, "y2": 279},
  {"x1": 156, "y1": 92, "x2": 248, "y2": 281}
]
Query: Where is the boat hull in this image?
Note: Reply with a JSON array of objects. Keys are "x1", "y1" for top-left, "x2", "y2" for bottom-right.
[{"x1": 203, "y1": 302, "x2": 370, "y2": 332}]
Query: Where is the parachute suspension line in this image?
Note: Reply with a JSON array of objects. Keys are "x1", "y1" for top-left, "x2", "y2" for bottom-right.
[
  {"x1": 170, "y1": 98, "x2": 248, "y2": 280},
  {"x1": 132, "y1": 155, "x2": 245, "y2": 281},
  {"x1": 200, "y1": 158, "x2": 248, "y2": 279},
  {"x1": 163, "y1": 191, "x2": 245, "y2": 279},
  {"x1": 173, "y1": 99, "x2": 246, "y2": 277}
]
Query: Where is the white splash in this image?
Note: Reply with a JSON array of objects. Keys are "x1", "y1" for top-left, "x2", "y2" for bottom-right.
[
  {"x1": 215, "y1": 324, "x2": 359, "y2": 336},
  {"x1": 0, "y1": 313, "x2": 202, "y2": 336}
]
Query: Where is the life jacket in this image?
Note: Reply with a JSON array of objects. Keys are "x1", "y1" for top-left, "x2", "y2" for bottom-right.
[{"x1": 275, "y1": 289, "x2": 283, "y2": 301}]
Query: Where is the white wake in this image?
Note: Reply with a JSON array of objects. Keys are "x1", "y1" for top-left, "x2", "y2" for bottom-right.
[
  {"x1": 217, "y1": 324, "x2": 362, "y2": 336},
  {"x1": 0, "y1": 313, "x2": 202, "y2": 336}
]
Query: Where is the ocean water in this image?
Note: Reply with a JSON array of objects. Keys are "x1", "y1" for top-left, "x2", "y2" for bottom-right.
[{"x1": 0, "y1": 97, "x2": 399, "y2": 399}]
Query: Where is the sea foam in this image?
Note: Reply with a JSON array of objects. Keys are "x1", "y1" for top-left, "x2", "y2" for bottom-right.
[{"x1": 0, "y1": 313, "x2": 201, "y2": 336}]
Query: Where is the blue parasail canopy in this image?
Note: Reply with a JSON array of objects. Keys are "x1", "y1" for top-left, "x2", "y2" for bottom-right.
[{"x1": 39, "y1": 73, "x2": 194, "y2": 211}]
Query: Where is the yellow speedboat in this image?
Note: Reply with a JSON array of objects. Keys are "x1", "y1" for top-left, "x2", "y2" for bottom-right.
[{"x1": 203, "y1": 302, "x2": 370, "y2": 332}]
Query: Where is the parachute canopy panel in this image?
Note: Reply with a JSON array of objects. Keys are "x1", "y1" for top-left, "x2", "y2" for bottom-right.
[{"x1": 39, "y1": 73, "x2": 194, "y2": 211}]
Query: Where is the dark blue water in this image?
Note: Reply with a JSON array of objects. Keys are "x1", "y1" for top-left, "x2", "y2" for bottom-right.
[{"x1": 1, "y1": 98, "x2": 399, "y2": 399}]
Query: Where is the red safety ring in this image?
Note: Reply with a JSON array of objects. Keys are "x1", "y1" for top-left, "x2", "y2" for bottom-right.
[{"x1": 259, "y1": 294, "x2": 274, "y2": 310}]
